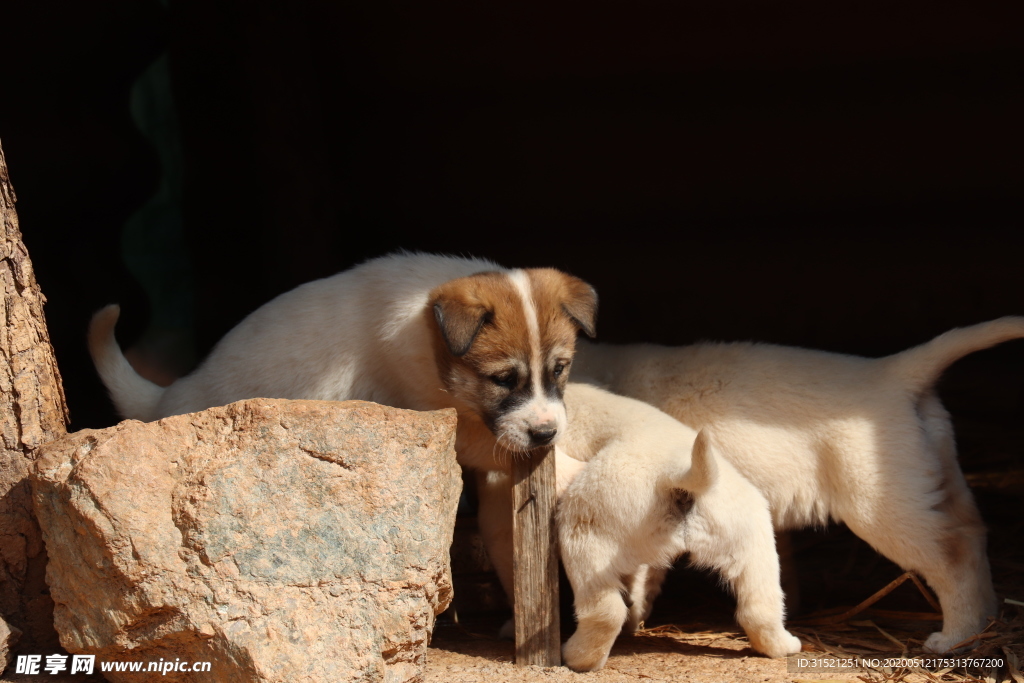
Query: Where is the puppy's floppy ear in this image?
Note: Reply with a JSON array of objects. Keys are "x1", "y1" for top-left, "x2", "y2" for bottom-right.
[
  {"x1": 432, "y1": 289, "x2": 491, "y2": 357},
  {"x1": 560, "y1": 275, "x2": 598, "y2": 338}
]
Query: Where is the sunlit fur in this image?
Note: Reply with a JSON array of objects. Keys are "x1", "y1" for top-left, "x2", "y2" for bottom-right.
[
  {"x1": 573, "y1": 317, "x2": 1024, "y2": 653},
  {"x1": 89, "y1": 252, "x2": 596, "y2": 474},
  {"x1": 479, "y1": 383, "x2": 801, "y2": 672}
]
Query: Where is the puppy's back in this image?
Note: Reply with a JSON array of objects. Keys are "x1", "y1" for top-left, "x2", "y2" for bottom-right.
[
  {"x1": 560, "y1": 382, "x2": 697, "y2": 463},
  {"x1": 157, "y1": 252, "x2": 501, "y2": 418}
]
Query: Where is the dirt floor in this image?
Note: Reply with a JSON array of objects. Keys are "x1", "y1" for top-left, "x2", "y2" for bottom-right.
[
  {"x1": 426, "y1": 595, "x2": 1023, "y2": 683},
  {"x1": 427, "y1": 592, "x2": 1022, "y2": 683},
  {"x1": 425, "y1": 616, "x2": 862, "y2": 683},
  {"x1": 432, "y1": 464, "x2": 1024, "y2": 683}
]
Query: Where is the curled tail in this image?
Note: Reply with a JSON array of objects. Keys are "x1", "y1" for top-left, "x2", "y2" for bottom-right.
[
  {"x1": 883, "y1": 316, "x2": 1024, "y2": 392},
  {"x1": 667, "y1": 428, "x2": 719, "y2": 494},
  {"x1": 88, "y1": 305, "x2": 165, "y2": 421}
]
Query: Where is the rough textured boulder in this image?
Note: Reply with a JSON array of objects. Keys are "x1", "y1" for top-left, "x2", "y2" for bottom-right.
[
  {"x1": 1, "y1": 615, "x2": 21, "y2": 670},
  {"x1": 32, "y1": 399, "x2": 460, "y2": 683}
]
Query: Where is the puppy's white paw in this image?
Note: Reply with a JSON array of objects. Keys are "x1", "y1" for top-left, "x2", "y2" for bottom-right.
[
  {"x1": 923, "y1": 631, "x2": 966, "y2": 654},
  {"x1": 562, "y1": 636, "x2": 611, "y2": 672},
  {"x1": 749, "y1": 629, "x2": 803, "y2": 658},
  {"x1": 622, "y1": 615, "x2": 643, "y2": 635},
  {"x1": 780, "y1": 632, "x2": 803, "y2": 657}
]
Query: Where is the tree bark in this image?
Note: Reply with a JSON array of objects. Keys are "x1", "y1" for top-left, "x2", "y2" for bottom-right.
[{"x1": 0, "y1": 138, "x2": 70, "y2": 657}]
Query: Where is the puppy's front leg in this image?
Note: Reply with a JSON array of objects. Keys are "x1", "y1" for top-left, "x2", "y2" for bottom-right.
[
  {"x1": 476, "y1": 471, "x2": 515, "y2": 598},
  {"x1": 476, "y1": 471, "x2": 516, "y2": 638},
  {"x1": 621, "y1": 564, "x2": 667, "y2": 634}
]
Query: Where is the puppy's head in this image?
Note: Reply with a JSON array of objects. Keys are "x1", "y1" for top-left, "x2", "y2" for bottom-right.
[{"x1": 429, "y1": 268, "x2": 597, "y2": 453}]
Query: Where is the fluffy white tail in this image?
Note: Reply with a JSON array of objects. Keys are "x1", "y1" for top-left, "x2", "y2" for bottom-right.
[
  {"x1": 88, "y1": 305, "x2": 165, "y2": 421},
  {"x1": 883, "y1": 317, "x2": 1024, "y2": 391},
  {"x1": 667, "y1": 428, "x2": 719, "y2": 493}
]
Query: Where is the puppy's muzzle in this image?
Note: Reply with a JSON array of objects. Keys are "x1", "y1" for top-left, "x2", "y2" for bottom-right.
[{"x1": 528, "y1": 421, "x2": 558, "y2": 447}]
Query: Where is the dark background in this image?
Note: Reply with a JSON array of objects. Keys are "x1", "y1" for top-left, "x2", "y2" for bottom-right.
[{"x1": 2, "y1": 1, "x2": 1022, "y2": 450}]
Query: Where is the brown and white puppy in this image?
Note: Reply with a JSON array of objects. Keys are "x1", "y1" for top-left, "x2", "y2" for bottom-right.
[
  {"x1": 89, "y1": 252, "x2": 597, "y2": 473},
  {"x1": 572, "y1": 318, "x2": 1024, "y2": 653}
]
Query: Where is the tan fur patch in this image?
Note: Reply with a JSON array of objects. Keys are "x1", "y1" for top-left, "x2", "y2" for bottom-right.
[
  {"x1": 526, "y1": 269, "x2": 597, "y2": 368},
  {"x1": 427, "y1": 267, "x2": 597, "y2": 439},
  {"x1": 928, "y1": 457, "x2": 984, "y2": 565},
  {"x1": 456, "y1": 272, "x2": 534, "y2": 370},
  {"x1": 428, "y1": 271, "x2": 535, "y2": 417},
  {"x1": 429, "y1": 268, "x2": 596, "y2": 390},
  {"x1": 934, "y1": 469, "x2": 986, "y2": 565}
]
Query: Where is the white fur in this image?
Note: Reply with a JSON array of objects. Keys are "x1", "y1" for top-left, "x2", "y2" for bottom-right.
[
  {"x1": 481, "y1": 383, "x2": 801, "y2": 671},
  {"x1": 498, "y1": 270, "x2": 567, "y2": 449},
  {"x1": 573, "y1": 317, "x2": 1024, "y2": 653},
  {"x1": 89, "y1": 252, "x2": 558, "y2": 472}
]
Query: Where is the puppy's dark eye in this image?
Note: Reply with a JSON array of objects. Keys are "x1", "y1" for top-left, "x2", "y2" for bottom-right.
[
  {"x1": 490, "y1": 372, "x2": 518, "y2": 389},
  {"x1": 553, "y1": 361, "x2": 569, "y2": 378}
]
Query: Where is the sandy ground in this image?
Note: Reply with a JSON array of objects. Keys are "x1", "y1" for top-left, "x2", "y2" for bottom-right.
[{"x1": 424, "y1": 614, "x2": 866, "y2": 683}]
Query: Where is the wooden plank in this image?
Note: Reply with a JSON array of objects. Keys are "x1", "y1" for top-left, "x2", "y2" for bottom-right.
[{"x1": 511, "y1": 445, "x2": 561, "y2": 667}]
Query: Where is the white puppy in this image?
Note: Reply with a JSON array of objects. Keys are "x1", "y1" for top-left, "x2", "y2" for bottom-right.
[
  {"x1": 89, "y1": 252, "x2": 597, "y2": 472},
  {"x1": 573, "y1": 317, "x2": 1024, "y2": 653},
  {"x1": 481, "y1": 383, "x2": 802, "y2": 672}
]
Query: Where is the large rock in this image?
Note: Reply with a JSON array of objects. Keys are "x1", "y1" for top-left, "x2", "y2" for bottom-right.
[
  {"x1": 31, "y1": 399, "x2": 460, "y2": 683},
  {"x1": 1, "y1": 615, "x2": 22, "y2": 671}
]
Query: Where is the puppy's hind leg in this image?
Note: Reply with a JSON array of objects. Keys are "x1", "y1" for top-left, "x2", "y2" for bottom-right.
[
  {"x1": 687, "y1": 474, "x2": 801, "y2": 658},
  {"x1": 560, "y1": 508, "x2": 630, "y2": 671},
  {"x1": 920, "y1": 394, "x2": 998, "y2": 651},
  {"x1": 562, "y1": 580, "x2": 629, "y2": 672},
  {"x1": 922, "y1": 502, "x2": 996, "y2": 654},
  {"x1": 845, "y1": 398, "x2": 997, "y2": 653},
  {"x1": 846, "y1": 473, "x2": 996, "y2": 652}
]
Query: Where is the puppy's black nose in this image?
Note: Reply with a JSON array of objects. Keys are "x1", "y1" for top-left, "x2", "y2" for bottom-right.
[{"x1": 529, "y1": 424, "x2": 558, "y2": 446}]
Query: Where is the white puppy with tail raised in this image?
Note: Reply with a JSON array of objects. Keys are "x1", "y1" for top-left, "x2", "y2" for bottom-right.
[
  {"x1": 89, "y1": 251, "x2": 598, "y2": 471},
  {"x1": 480, "y1": 383, "x2": 801, "y2": 672},
  {"x1": 573, "y1": 317, "x2": 1024, "y2": 653}
]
